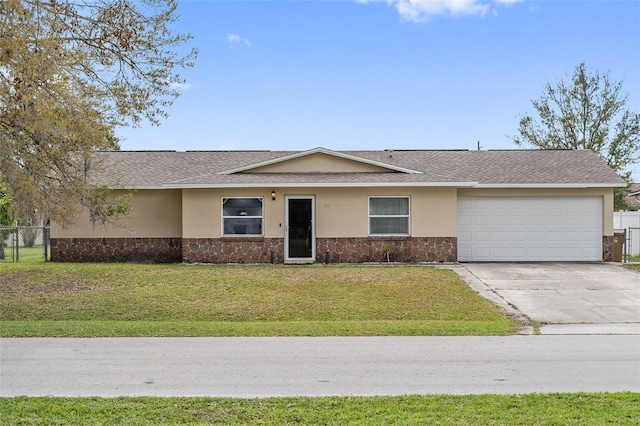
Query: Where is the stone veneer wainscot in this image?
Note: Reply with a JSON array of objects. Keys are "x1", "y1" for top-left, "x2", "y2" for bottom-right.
[
  {"x1": 51, "y1": 235, "x2": 612, "y2": 263},
  {"x1": 50, "y1": 238, "x2": 182, "y2": 263}
]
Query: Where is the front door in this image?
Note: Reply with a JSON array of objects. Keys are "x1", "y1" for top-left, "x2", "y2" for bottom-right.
[{"x1": 285, "y1": 196, "x2": 315, "y2": 262}]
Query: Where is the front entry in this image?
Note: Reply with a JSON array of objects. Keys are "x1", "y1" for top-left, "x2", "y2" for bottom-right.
[{"x1": 285, "y1": 196, "x2": 315, "y2": 262}]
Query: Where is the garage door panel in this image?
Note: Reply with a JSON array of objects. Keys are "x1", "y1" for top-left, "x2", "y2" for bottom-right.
[
  {"x1": 546, "y1": 231, "x2": 563, "y2": 241},
  {"x1": 492, "y1": 231, "x2": 509, "y2": 241},
  {"x1": 458, "y1": 196, "x2": 602, "y2": 261},
  {"x1": 474, "y1": 231, "x2": 490, "y2": 241},
  {"x1": 511, "y1": 231, "x2": 527, "y2": 241},
  {"x1": 491, "y1": 216, "x2": 508, "y2": 226},
  {"x1": 581, "y1": 216, "x2": 601, "y2": 226},
  {"x1": 565, "y1": 232, "x2": 584, "y2": 242},
  {"x1": 527, "y1": 231, "x2": 546, "y2": 241},
  {"x1": 509, "y1": 248, "x2": 527, "y2": 258},
  {"x1": 547, "y1": 215, "x2": 565, "y2": 225},
  {"x1": 457, "y1": 215, "x2": 472, "y2": 226},
  {"x1": 508, "y1": 215, "x2": 527, "y2": 226},
  {"x1": 475, "y1": 215, "x2": 491, "y2": 225}
]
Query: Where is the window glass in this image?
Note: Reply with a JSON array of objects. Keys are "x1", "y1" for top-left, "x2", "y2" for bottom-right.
[
  {"x1": 369, "y1": 197, "x2": 409, "y2": 215},
  {"x1": 369, "y1": 197, "x2": 409, "y2": 235},
  {"x1": 222, "y1": 198, "x2": 263, "y2": 235},
  {"x1": 370, "y1": 217, "x2": 408, "y2": 234}
]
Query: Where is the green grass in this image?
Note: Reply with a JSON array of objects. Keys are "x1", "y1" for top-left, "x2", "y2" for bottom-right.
[
  {"x1": 1, "y1": 244, "x2": 47, "y2": 263},
  {"x1": 0, "y1": 263, "x2": 519, "y2": 337},
  {"x1": 1, "y1": 393, "x2": 638, "y2": 425},
  {"x1": 623, "y1": 255, "x2": 640, "y2": 271}
]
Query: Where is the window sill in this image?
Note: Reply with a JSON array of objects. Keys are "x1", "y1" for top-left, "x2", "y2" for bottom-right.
[{"x1": 221, "y1": 236, "x2": 265, "y2": 242}]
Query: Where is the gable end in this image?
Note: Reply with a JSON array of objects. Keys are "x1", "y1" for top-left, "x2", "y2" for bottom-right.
[{"x1": 217, "y1": 147, "x2": 422, "y2": 175}]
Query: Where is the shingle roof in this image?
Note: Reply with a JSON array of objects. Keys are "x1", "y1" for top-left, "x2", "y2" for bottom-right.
[
  {"x1": 94, "y1": 148, "x2": 626, "y2": 189},
  {"x1": 625, "y1": 183, "x2": 640, "y2": 208}
]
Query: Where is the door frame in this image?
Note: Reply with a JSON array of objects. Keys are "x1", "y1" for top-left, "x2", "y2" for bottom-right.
[{"x1": 285, "y1": 195, "x2": 316, "y2": 263}]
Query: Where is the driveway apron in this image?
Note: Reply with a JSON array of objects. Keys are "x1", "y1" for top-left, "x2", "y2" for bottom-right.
[{"x1": 458, "y1": 263, "x2": 640, "y2": 334}]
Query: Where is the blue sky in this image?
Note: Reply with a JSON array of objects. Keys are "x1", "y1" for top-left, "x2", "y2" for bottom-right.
[{"x1": 116, "y1": 0, "x2": 640, "y2": 178}]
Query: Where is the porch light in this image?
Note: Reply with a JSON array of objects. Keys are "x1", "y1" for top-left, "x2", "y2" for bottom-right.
[{"x1": 271, "y1": 190, "x2": 276, "y2": 201}]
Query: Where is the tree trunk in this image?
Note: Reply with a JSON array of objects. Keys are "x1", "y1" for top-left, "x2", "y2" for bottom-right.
[{"x1": 20, "y1": 227, "x2": 40, "y2": 248}]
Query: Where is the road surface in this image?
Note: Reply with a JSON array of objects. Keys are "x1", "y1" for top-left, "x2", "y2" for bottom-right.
[{"x1": 2, "y1": 336, "x2": 639, "y2": 397}]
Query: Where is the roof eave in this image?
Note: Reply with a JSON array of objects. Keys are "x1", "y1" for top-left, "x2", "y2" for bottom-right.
[
  {"x1": 159, "y1": 181, "x2": 478, "y2": 189},
  {"x1": 109, "y1": 182, "x2": 625, "y2": 190},
  {"x1": 474, "y1": 183, "x2": 628, "y2": 189}
]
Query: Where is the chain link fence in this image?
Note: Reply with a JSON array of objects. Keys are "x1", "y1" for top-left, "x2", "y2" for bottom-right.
[{"x1": 0, "y1": 226, "x2": 50, "y2": 262}]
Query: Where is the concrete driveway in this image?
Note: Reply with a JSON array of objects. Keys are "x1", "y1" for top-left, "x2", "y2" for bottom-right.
[{"x1": 455, "y1": 263, "x2": 640, "y2": 335}]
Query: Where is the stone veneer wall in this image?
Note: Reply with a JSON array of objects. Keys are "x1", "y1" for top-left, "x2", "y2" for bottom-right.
[
  {"x1": 317, "y1": 237, "x2": 457, "y2": 264},
  {"x1": 602, "y1": 235, "x2": 615, "y2": 262},
  {"x1": 51, "y1": 235, "x2": 613, "y2": 263},
  {"x1": 50, "y1": 238, "x2": 182, "y2": 262},
  {"x1": 182, "y1": 238, "x2": 284, "y2": 264},
  {"x1": 52, "y1": 236, "x2": 457, "y2": 263}
]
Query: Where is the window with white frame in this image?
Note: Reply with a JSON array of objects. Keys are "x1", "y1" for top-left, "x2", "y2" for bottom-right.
[
  {"x1": 222, "y1": 197, "x2": 263, "y2": 236},
  {"x1": 368, "y1": 196, "x2": 410, "y2": 235}
]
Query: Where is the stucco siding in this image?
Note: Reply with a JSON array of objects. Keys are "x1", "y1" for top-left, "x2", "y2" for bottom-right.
[
  {"x1": 182, "y1": 188, "x2": 282, "y2": 238},
  {"x1": 51, "y1": 189, "x2": 182, "y2": 238},
  {"x1": 181, "y1": 189, "x2": 220, "y2": 238},
  {"x1": 305, "y1": 186, "x2": 456, "y2": 238},
  {"x1": 179, "y1": 187, "x2": 457, "y2": 239}
]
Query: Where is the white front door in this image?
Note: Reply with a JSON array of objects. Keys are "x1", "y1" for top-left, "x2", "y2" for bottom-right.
[{"x1": 285, "y1": 196, "x2": 315, "y2": 262}]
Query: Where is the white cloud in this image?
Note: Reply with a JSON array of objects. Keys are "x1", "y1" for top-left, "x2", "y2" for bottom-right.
[
  {"x1": 170, "y1": 81, "x2": 192, "y2": 90},
  {"x1": 227, "y1": 33, "x2": 253, "y2": 47},
  {"x1": 379, "y1": 0, "x2": 523, "y2": 22}
]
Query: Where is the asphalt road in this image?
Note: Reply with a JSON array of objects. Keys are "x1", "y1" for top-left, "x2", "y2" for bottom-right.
[{"x1": 2, "y1": 336, "x2": 639, "y2": 397}]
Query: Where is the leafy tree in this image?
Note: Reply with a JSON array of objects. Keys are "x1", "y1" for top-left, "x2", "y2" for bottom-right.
[
  {"x1": 0, "y1": 184, "x2": 12, "y2": 259},
  {"x1": 513, "y1": 62, "x2": 640, "y2": 210},
  {"x1": 0, "y1": 0, "x2": 196, "y2": 226}
]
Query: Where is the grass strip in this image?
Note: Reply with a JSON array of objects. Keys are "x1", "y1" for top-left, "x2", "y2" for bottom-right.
[
  {"x1": 0, "y1": 319, "x2": 515, "y2": 337},
  {"x1": 1, "y1": 393, "x2": 638, "y2": 425}
]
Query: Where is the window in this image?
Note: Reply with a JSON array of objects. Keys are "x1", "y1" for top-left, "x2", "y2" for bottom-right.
[
  {"x1": 222, "y1": 197, "x2": 263, "y2": 236},
  {"x1": 369, "y1": 197, "x2": 409, "y2": 235}
]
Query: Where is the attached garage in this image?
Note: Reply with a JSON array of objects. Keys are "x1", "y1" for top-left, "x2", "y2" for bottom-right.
[{"x1": 457, "y1": 196, "x2": 603, "y2": 262}]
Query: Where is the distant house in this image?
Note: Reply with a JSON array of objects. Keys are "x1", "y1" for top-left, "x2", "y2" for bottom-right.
[
  {"x1": 50, "y1": 148, "x2": 626, "y2": 263},
  {"x1": 624, "y1": 183, "x2": 640, "y2": 210}
]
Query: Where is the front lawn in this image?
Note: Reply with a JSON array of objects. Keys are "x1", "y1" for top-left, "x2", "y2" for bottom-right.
[
  {"x1": 1, "y1": 393, "x2": 638, "y2": 425},
  {"x1": 0, "y1": 263, "x2": 520, "y2": 336}
]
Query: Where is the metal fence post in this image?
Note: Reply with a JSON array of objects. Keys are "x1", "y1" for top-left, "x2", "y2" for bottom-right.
[
  {"x1": 14, "y1": 227, "x2": 19, "y2": 262},
  {"x1": 43, "y1": 226, "x2": 50, "y2": 261}
]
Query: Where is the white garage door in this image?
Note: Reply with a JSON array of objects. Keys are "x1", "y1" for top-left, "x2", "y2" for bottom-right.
[{"x1": 457, "y1": 197, "x2": 602, "y2": 261}]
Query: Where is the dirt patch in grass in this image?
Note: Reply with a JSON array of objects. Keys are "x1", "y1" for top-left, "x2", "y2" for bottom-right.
[
  {"x1": 0, "y1": 280, "x2": 111, "y2": 294},
  {"x1": 623, "y1": 264, "x2": 640, "y2": 273}
]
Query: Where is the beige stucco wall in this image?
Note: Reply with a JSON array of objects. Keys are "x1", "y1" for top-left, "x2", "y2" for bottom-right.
[
  {"x1": 247, "y1": 153, "x2": 389, "y2": 173},
  {"x1": 54, "y1": 186, "x2": 615, "y2": 240},
  {"x1": 181, "y1": 186, "x2": 458, "y2": 239},
  {"x1": 52, "y1": 189, "x2": 182, "y2": 238},
  {"x1": 312, "y1": 187, "x2": 457, "y2": 238},
  {"x1": 457, "y1": 187, "x2": 615, "y2": 235},
  {"x1": 182, "y1": 188, "x2": 279, "y2": 238}
]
